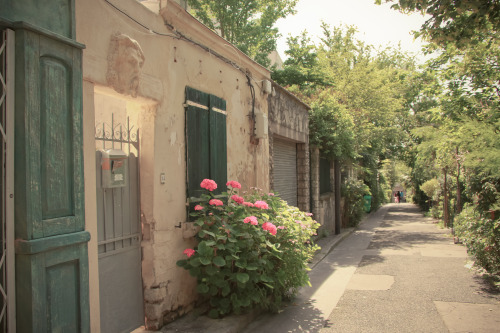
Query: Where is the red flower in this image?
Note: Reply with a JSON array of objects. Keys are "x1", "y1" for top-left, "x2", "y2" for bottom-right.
[
  {"x1": 262, "y1": 222, "x2": 277, "y2": 236},
  {"x1": 243, "y1": 202, "x2": 254, "y2": 207},
  {"x1": 183, "y1": 248, "x2": 195, "y2": 257},
  {"x1": 226, "y1": 180, "x2": 242, "y2": 189},
  {"x1": 194, "y1": 205, "x2": 204, "y2": 211},
  {"x1": 254, "y1": 200, "x2": 269, "y2": 209},
  {"x1": 200, "y1": 179, "x2": 217, "y2": 191},
  {"x1": 231, "y1": 195, "x2": 244, "y2": 204},
  {"x1": 209, "y1": 199, "x2": 223, "y2": 206},
  {"x1": 244, "y1": 216, "x2": 258, "y2": 225}
]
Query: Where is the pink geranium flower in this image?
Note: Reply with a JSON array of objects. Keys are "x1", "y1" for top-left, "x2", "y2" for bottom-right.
[
  {"x1": 262, "y1": 222, "x2": 277, "y2": 236},
  {"x1": 226, "y1": 180, "x2": 242, "y2": 189},
  {"x1": 254, "y1": 200, "x2": 269, "y2": 209},
  {"x1": 244, "y1": 216, "x2": 258, "y2": 225},
  {"x1": 183, "y1": 248, "x2": 195, "y2": 257},
  {"x1": 231, "y1": 195, "x2": 244, "y2": 204},
  {"x1": 209, "y1": 199, "x2": 223, "y2": 206},
  {"x1": 194, "y1": 205, "x2": 204, "y2": 211},
  {"x1": 278, "y1": 226, "x2": 285, "y2": 229},
  {"x1": 306, "y1": 212, "x2": 313, "y2": 217},
  {"x1": 200, "y1": 179, "x2": 217, "y2": 191},
  {"x1": 243, "y1": 202, "x2": 254, "y2": 207}
]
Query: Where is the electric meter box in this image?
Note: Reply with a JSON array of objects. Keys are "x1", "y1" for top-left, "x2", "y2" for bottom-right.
[{"x1": 101, "y1": 149, "x2": 128, "y2": 188}]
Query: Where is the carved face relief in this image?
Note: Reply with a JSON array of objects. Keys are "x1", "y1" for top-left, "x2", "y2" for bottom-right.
[{"x1": 107, "y1": 33, "x2": 145, "y2": 97}]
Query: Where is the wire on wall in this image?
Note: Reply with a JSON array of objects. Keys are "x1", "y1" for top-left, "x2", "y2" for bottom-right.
[{"x1": 103, "y1": 0, "x2": 266, "y2": 91}]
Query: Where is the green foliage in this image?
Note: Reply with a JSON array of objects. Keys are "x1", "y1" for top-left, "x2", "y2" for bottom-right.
[
  {"x1": 454, "y1": 204, "x2": 500, "y2": 277},
  {"x1": 186, "y1": 0, "x2": 298, "y2": 67},
  {"x1": 309, "y1": 91, "x2": 356, "y2": 161},
  {"x1": 341, "y1": 178, "x2": 371, "y2": 227},
  {"x1": 377, "y1": 0, "x2": 500, "y2": 49},
  {"x1": 177, "y1": 180, "x2": 320, "y2": 317},
  {"x1": 420, "y1": 178, "x2": 440, "y2": 200}
]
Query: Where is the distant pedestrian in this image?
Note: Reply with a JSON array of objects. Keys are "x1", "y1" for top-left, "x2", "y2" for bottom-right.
[{"x1": 394, "y1": 191, "x2": 399, "y2": 203}]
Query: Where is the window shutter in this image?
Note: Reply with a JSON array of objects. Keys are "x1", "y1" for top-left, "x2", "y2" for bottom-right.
[
  {"x1": 185, "y1": 87, "x2": 210, "y2": 198},
  {"x1": 209, "y1": 94, "x2": 227, "y2": 195}
]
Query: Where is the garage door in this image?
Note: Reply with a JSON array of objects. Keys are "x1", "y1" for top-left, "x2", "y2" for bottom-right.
[{"x1": 273, "y1": 138, "x2": 298, "y2": 207}]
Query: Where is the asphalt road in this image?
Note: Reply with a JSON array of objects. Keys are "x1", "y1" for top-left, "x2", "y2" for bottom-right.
[{"x1": 243, "y1": 203, "x2": 500, "y2": 333}]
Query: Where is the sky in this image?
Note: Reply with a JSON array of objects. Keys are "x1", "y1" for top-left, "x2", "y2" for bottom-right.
[{"x1": 275, "y1": 0, "x2": 430, "y2": 62}]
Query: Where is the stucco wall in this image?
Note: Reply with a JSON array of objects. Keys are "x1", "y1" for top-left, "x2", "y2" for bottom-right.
[{"x1": 76, "y1": 0, "x2": 271, "y2": 330}]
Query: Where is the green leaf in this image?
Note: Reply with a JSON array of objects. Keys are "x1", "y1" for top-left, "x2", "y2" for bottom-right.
[
  {"x1": 204, "y1": 230, "x2": 216, "y2": 238},
  {"x1": 190, "y1": 257, "x2": 201, "y2": 267},
  {"x1": 176, "y1": 259, "x2": 187, "y2": 267},
  {"x1": 189, "y1": 267, "x2": 201, "y2": 277},
  {"x1": 222, "y1": 284, "x2": 230, "y2": 296},
  {"x1": 208, "y1": 309, "x2": 219, "y2": 319},
  {"x1": 200, "y1": 257, "x2": 211, "y2": 265},
  {"x1": 260, "y1": 275, "x2": 273, "y2": 282},
  {"x1": 205, "y1": 265, "x2": 218, "y2": 276},
  {"x1": 246, "y1": 265, "x2": 258, "y2": 270},
  {"x1": 197, "y1": 283, "x2": 209, "y2": 294},
  {"x1": 198, "y1": 241, "x2": 212, "y2": 256},
  {"x1": 213, "y1": 256, "x2": 226, "y2": 267},
  {"x1": 236, "y1": 273, "x2": 250, "y2": 283},
  {"x1": 263, "y1": 283, "x2": 274, "y2": 289}
]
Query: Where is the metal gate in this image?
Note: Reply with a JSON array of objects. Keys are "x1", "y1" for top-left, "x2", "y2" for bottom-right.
[
  {"x1": 95, "y1": 116, "x2": 144, "y2": 333},
  {"x1": 273, "y1": 138, "x2": 298, "y2": 207},
  {"x1": 0, "y1": 28, "x2": 15, "y2": 333}
]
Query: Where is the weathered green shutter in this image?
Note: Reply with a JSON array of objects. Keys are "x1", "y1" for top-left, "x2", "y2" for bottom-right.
[
  {"x1": 185, "y1": 87, "x2": 210, "y2": 198},
  {"x1": 185, "y1": 87, "x2": 227, "y2": 199},
  {"x1": 209, "y1": 95, "x2": 227, "y2": 195}
]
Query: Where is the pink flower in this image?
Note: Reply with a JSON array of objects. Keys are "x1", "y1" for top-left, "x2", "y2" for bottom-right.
[
  {"x1": 200, "y1": 179, "x2": 217, "y2": 191},
  {"x1": 226, "y1": 180, "x2": 242, "y2": 189},
  {"x1": 209, "y1": 199, "x2": 224, "y2": 206},
  {"x1": 243, "y1": 202, "x2": 254, "y2": 207},
  {"x1": 278, "y1": 226, "x2": 285, "y2": 229},
  {"x1": 268, "y1": 193, "x2": 275, "y2": 196},
  {"x1": 183, "y1": 248, "x2": 195, "y2": 257},
  {"x1": 194, "y1": 205, "x2": 204, "y2": 211},
  {"x1": 306, "y1": 213, "x2": 313, "y2": 217},
  {"x1": 231, "y1": 195, "x2": 244, "y2": 204},
  {"x1": 254, "y1": 200, "x2": 269, "y2": 209},
  {"x1": 262, "y1": 222, "x2": 277, "y2": 236},
  {"x1": 244, "y1": 216, "x2": 258, "y2": 225}
]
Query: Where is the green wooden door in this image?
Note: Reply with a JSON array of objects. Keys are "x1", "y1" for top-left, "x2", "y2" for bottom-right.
[
  {"x1": 0, "y1": 1, "x2": 90, "y2": 329},
  {"x1": 13, "y1": 27, "x2": 90, "y2": 333}
]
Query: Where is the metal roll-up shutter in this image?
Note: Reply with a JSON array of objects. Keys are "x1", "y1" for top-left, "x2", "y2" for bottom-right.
[{"x1": 273, "y1": 138, "x2": 298, "y2": 207}]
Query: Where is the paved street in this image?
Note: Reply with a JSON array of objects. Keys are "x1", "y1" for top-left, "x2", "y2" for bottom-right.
[{"x1": 242, "y1": 203, "x2": 500, "y2": 333}]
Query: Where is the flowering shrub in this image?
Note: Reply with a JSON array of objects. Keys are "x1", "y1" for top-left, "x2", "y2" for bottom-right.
[
  {"x1": 177, "y1": 179, "x2": 320, "y2": 318},
  {"x1": 454, "y1": 204, "x2": 500, "y2": 277}
]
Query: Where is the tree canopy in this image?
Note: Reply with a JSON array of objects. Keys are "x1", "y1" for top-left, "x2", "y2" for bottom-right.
[
  {"x1": 186, "y1": 0, "x2": 298, "y2": 67},
  {"x1": 376, "y1": 0, "x2": 500, "y2": 49}
]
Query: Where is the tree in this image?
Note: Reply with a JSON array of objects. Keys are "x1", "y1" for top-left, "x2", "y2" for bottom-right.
[
  {"x1": 186, "y1": 0, "x2": 298, "y2": 67},
  {"x1": 376, "y1": 0, "x2": 500, "y2": 49}
]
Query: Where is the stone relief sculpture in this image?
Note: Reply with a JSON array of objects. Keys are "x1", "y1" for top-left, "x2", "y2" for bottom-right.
[{"x1": 106, "y1": 33, "x2": 145, "y2": 97}]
